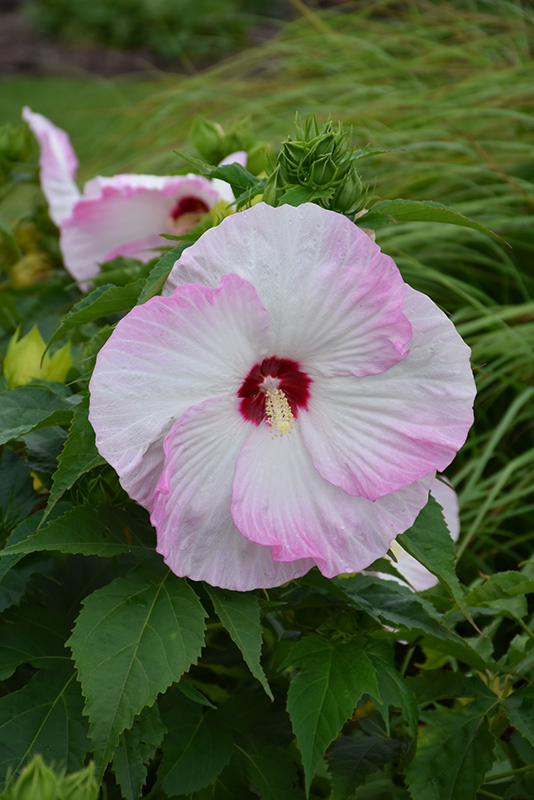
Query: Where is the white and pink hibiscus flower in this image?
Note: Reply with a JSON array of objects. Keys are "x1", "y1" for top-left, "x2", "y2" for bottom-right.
[
  {"x1": 88, "y1": 202, "x2": 476, "y2": 591},
  {"x1": 23, "y1": 106, "x2": 245, "y2": 287}
]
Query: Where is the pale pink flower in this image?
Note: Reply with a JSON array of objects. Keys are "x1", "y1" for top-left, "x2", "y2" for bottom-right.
[
  {"x1": 23, "y1": 107, "x2": 245, "y2": 287},
  {"x1": 89, "y1": 202, "x2": 476, "y2": 591}
]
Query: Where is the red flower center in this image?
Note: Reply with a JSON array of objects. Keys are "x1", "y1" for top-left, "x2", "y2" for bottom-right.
[
  {"x1": 238, "y1": 356, "x2": 312, "y2": 425},
  {"x1": 170, "y1": 196, "x2": 210, "y2": 220}
]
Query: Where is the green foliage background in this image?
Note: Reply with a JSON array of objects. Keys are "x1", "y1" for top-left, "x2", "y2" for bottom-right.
[{"x1": 1, "y1": 1, "x2": 534, "y2": 798}]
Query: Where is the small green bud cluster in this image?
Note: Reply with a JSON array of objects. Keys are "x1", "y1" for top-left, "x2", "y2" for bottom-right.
[
  {"x1": 267, "y1": 116, "x2": 365, "y2": 216},
  {"x1": 4, "y1": 755, "x2": 98, "y2": 800},
  {"x1": 190, "y1": 116, "x2": 268, "y2": 175}
]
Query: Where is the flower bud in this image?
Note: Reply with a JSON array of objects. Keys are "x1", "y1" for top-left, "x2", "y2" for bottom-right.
[
  {"x1": 275, "y1": 116, "x2": 364, "y2": 215},
  {"x1": 3, "y1": 326, "x2": 72, "y2": 388},
  {"x1": 10, "y1": 755, "x2": 59, "y2": 800}
]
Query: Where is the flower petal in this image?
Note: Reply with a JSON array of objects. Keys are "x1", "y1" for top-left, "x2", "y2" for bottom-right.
[
  {"x1": 152, "y1": 396, "x2": 314, "y2": 589},
  {"x1": 299, "y1": 286, "x2": 476, "y2": 500},
  {"x1": 61, "y1": 174, "x2": 219, "y2": 284},
  {"x1": 231, "y1": 423, "x2": 435, "y2": 577},
  {"x1": 22, "y1": 107, "x2": 80, "y2": 226},
  {"x1": 163, "y1": 202, "x2": 412, "y2": 378},
  {"x1": 89, "y1": 273, "x2": 270, "y2": 509}
]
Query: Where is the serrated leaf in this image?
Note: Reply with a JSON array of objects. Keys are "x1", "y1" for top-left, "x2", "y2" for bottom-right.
[
  {"x1": 337, "y1": 575, "x2": 488, "y2": 669},
  {"x1": 136, "y1": 243, "x2": 189, "y2": 305},
  {"x1": 405, "y1": 700, "x2": 498, "y2": 800},
  {"x1": 406, "y1": 670, "x2": 495, "y2": 705},
  {"x1": 158, "y1": 690, "x2": 234, "y2": 796},
  {"x1": 39, "y1": 396, "x2": 106, "y2": 527},
  {"x1": 465, "y1": 573, "x2": 534, "y2": 621},
  {"x1": 113, "y1": 703, "x2": 166, "y2": 800},
  {"x1": 1, "y1": 503, "x2": 155, "y2": 560},
  {"x1": 236, "y1": 738, "x2": 304, "y2": 800},
  {"x1": 176, "y1": 680, "x2": 216, "y2": 709},
  {"x1": 0, "y1": 385, "x2": 74, "y2": 445},
  {"x1": 206, "y1": 586, "x2": 272, "y2": 700},
  {"x1": 502, "y1": 686, "x2": 534, "y2": 748},
  {"x1": 0, "y1": 558, "x2": 51, "y2": 614},
  {"x1": 0, "y1": 603, "x2": 71, "y2": 679},
  {"x1": 397, "y1": 496, "x2": 475, "y2": 628},
  {"x1": 364, "y1": 198, "x2": 503, "y2": 241},
  {"x1": 20, "y1": 426, "x2": 67, "y2": 474},
  {"x1": 46, "y1": 280, "x2": 146, "y2": 353},
  {"x1": 328, "y1": 733, "x2": 405, "y2": 800},
  {"x1": 67, "y1": 567, "x2": 206, "y2": 778},
  {"x1": 368, "y1": 655, "x2": 418, "y2": 737},
  {"x1": 284, "y1": 634, "x2": 380, "y2": 794},
  {"x1": 0, "y1": 665, "x2": 89, "y2": 786}
]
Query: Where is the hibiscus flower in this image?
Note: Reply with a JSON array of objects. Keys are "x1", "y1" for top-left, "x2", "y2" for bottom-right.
[
  {"x1": 89, "y1": 202, "x2": 476, "y2": 591},
  {"x1": 23, "y1": 107, "x2": 245, "y2": 287}
]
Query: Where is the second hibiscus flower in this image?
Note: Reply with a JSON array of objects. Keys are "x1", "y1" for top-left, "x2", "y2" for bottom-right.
[{"x1": 89, "y1": 202, "x2": 476, "y2": 590}]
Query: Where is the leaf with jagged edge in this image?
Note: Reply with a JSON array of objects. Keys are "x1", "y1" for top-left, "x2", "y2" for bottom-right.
[
  {"x1": 502, "y1": 686, "x2": 534, "y2": 749},
  {"x1": 405, "y1": 698, "x2": 498, "y2": 800},
  {"x1": 157, "y1": 690, "x2": 234, "y2": 797},
  {"x1": 67, "y1": 565, "x2": 207, "y2": 779},
  {"x1": 113, "y1": 703, "x2": 166, "y2": 800},
  {"x1": 283, "y1": 634, "x2": 380, "y2": 795},
  {"x1": 396, "y1": 495, "x2": 478, "y2": 630},
  {"x1": 206, "y1": 586, "x2": 272, "y2": 700},
  {"x1": 38, "y1": 395, "x2": 105, "y2": 528},
  {"x1": 0, "y1": 385, "x2": 75, "y2": 445},
  {"x1": 0, "y1": 665, "x2": 89, "y2": 787}
]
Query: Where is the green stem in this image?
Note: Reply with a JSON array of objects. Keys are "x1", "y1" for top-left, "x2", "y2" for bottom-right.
[
  {"x1": 517, "y1": 616, "x2": 534, "y2": 642},
  {"x1": 477, "y1": 790, "x2": 503, "y2": 800},
  {"x1": 486, "y1": 762, "x2": 534, "y2": 782}
]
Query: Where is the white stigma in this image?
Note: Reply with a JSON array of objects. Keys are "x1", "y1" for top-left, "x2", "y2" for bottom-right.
[{"x1": 265, "y1": 388, "x2": 294, "y2": 438}]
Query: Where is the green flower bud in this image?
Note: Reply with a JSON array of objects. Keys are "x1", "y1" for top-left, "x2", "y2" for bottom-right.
[
  {"x1": 0, "y1": 122, "x2": 33, "y2": 165},
  {"x1": 190, "y1": 116, "x2": 226, "y2": 165},
  {"x1": 10, "y1": 755, "x2": 59, "y2": 800},
  {"x1": 275, "y1": 116, "x2": 365, "y2": 214},
  {"x1": 331, "y1": 170, "x2": 363, "y2": 214},
  {"x1": 60, "y1": 763, "x2": 98, "y2": 800},
  {"x1": 3, "y1": 325, "x2": 72, "y2": 388}
]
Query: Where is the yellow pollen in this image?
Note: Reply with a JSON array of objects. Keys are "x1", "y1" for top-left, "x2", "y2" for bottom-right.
[{"x1": 265, "y1": 388, "x2": 294, "y2": 437}]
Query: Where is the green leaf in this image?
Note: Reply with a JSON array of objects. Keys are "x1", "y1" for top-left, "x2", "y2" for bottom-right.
[
  {"x1": 0, "y1": 558, "x2": 51, "y2": 614},
  {"x1": 284, "y1": 634, "x2": 380, "y2": 794},
  {"x1": 0, "y1": 448, "x2": 36, "y2": 533},
  {"x1": 0, "y1": 603, "x2": 71, "y2": 680},
  {"x1": 465, "y1": 572, "x2": 534, "y2": 621},
  {"x1": 113, "y1": 703, "x2": 166, "y2": 800},
  {"x1": 406, "y1": 670, "x2": 495, "y2": 705},
  {"x1": 404, "y1": 699, "x2": 498, "y2": 800},
  {"x1": 206, "y1": 586, "x2": 273, "y2": 700},
  {"x1": 338, "y1": 575, "x2": 488, "y2": 669},
  {"x1": 368, "y1": 655, "x2": 418, "y2": 737},
  {"x1": 46, "y1": 280, "x2": 146, "y2": 353},
  {"x1": 328, "y1": 733, "x2": 406, "y2": 800},
  {"x1": 0, "y1": 385, "x2": 74, "y2": 445},
  {"x1": 0, "y1": 665, "x2": 89, "y2": 786},
  {"x1": 39, "y1": 396, "x2": 106, "y2": 527},
  {"x1": 397, "y1": 496, "x2": 475, "y2": 628},
  {"x1": 20, "y1": 426, "x2": 67, "y2": 474},
  {"x1": 502, "y1": 686, "x2": 534, "y2": 748},
  {"x1": 236, "y1": 738, "x2": 304, "y2": 800},
  {"x1": 1, "y1": 503, "x2": 155, "y2": 560},
  {"x1": 364, "y1": 198, "x2": 504, "y2": 241},
  {"x1": 158, "y1": 690, "x2": 234, "y2": 796},
  {"x1": 67, "y1": 566, "x2": 207, "y2": 778},
  {"x1": 278, "y1": 185, "x2": 333, "y2": 206},
  {"x1": 136, "y1": 243, "x2": 189, "y2": 305}
]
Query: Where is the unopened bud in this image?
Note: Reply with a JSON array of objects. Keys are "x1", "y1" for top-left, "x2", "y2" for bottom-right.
[{"x1": 3, "y1": 325, "x2": 72, "y2": 388}]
